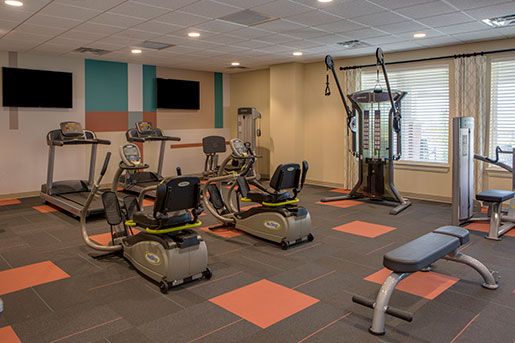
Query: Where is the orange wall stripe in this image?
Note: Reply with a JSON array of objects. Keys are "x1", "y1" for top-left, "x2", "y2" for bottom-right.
[
  {"x1": 0, "y1": 261, "x2": 70, "y2": 296},
  {"x1": 85, "y1": 112, "x2": 128, "y2": 132},
  {"x1": 0, "y1": 326, "x2": 21, "y2": 343}
]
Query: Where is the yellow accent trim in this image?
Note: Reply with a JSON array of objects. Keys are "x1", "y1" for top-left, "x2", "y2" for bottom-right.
[
  {"x1": 145, "y1": 220, "x2": 202, "y2": 234},
  {"x1": 240, "y1": 197, "x2": 252, "y2": 202},
  {"x1": 125, "y1": 220, "x2": 137, "y2": 227},
  {"x1": 262, "y1": 198, "x2": 299, "y2": 207}
]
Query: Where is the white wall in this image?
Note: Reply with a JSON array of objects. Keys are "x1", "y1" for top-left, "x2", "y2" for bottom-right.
[{"x1": 0, "y1": 52, "x2": 87, "y2": 196}]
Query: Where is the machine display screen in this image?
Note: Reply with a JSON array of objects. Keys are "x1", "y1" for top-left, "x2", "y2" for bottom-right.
[
  {"x1": 136, "y1": 121, "x2": 153, "y2": 134},
  {"x1": 231, "y1": 139, "x2": 247, "y2": 157},
  {"x1": 123, "y1": 145, "x2": 141, "y2": 163}
]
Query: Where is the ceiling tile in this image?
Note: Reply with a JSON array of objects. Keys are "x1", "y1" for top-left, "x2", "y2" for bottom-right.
[
  {"x1": 229, "y1": 27, "x2": 273, "y2": 39},
  {"x1": 0, "y1": 39, "x2": 38, "y2": 51},
  {"x1": 109, "y1": 1, "x2": 170, "y2": 19},
  {"x1": 416, "y1": 36, "x2": 464, "y2": 47},
  {"x1": 12, "y1": 23, "x2": 67, "y2": 36},
  {"x1": 418, "y1": 12, "x2": 475, "y2": 27},
  {"x1": 54, "y1": 0, "x2": 127, "y2": 11},
  {"x1": 252, "y1": 0, "x2": 314, "y2": 18},
  {"x1": 464, "y1": 2, "x2": 515, "y2": 20},
  {"x1": 216, "y1": 0, "x2": 275, "y2": 8},
  {"x1": 162, "y1": 45, "x2": 205, "y2": 54},
  {"x1": 353, "y1": 11, "x2": 407, "y2": 27},
  {"x1": 234, "y1": 39, "x2": 275, "y2": 49},
  {"x1": 59, "y1": 30, "x2": 107, "y2": 42},
  {"x1": 322, "y1": 0, "x2": 384, "y2": 18},
  {"x1": 346, "y1": 27, "x2": 389, "y2": 39},
  {"x1": 396, "y1": 1, "x2": 460, "y2": 19},
  {"x1": 282, "y1": 27, "x2": 328, "y2": 39},
  {"x1": 113, "y1": 29, "x2": 162, "y2": 41},
  {"x1": 366, "y1": 0, "x2": 434, "y2": 10},
  {"x1": 38, "y1": 3, "x2": 102, "y2": 21},
  {"x1": 0, "y1": 8, "x2": 34, "y2": 22},
  {"x1": 444, "y1": 0, "x2": 512, "y2": 11},
  {"x1": 91, "y1": 13, "x2": 146, "y2": 28},
  {"x1": 31, "y1": 43, "x2": 75, "y2": 54},
  {"x1": 308, "y1": 34, "x2": 349, "y2": 45},
  {"x1": 3, "y1": 31, "x2": 51, "y2": 43},
  {"x1": 376, "y1": 20, "x2": 427, "y2": 34},
  {"x1": 452, "y1": 29, "x2": 509, "y2": 42},
  {"x1": 286, "y1": 9, "x2": 342, "y2": 27},
  {"x1": 0, "y1": 19, "x2": 19, "y2": 34},
  {"x1": 257, "y1": 33, "x2": 301, "y2": 44},
  {"x1": 206, "y1": 33, "x2": 247, "y2": 44},
  {"x1": 314, "y1": 19, "x2": 367, "y2": 33},
  {"x1": 437, "y1": 21, "x2": 492, "y2": 34},
  {"x1": 395, "y1": 28, "x2": 444, "y2": 39},
  {"x1": 364, "y1": 34, "x2": 406, "y2": 45},
  {"x1": 282, "y1": 39, "x2": 324, "y2": 49},
  {"x1": 46, "y1": 36, "x2": 92, "y2": 48},
  {"x1": 254, "y1": 19, "x2": 307, "y2": 32},
  {"x1": 24, "y1": 14, "x2": 81, "y2": 29},
  {"x1": 128, "y1": 21, "x2": 183, "y2": 34},
  {"x1": 155, "y1": 11, "x2": 210, "y2": 27},
  {"x1": 179, "y1": 0, "x2": 242, "y2": 19},
  {"x1": 74, "y1": 22, "x2": 125, "y2": 35},
  {"x1": 194, "y1": 19, "x2": 244, "y2": 33}
]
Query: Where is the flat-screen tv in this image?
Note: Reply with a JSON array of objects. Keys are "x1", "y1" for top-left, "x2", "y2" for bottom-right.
[
  {"x1": 2, "y1": 67, "x2": 73, "y2": 108},
  {"x1": 157, "y1": 78, "x2": 200, "y2": 110}
]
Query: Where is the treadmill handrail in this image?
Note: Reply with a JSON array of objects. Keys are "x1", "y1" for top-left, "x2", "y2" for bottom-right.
[
  {"x1": 128, "y1": 136, "x2": 181, "y2": 142},
  {"x1": 50, "y1": 138, "x2": 111, "y2": 146}
]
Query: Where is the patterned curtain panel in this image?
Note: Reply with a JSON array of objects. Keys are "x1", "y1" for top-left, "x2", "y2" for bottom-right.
[
  {"x1": 453, "y1": 56, "x2": 487, "y2": 193},
  {"x1": 342, "y1": 68, "x2": 361, "y2": 189}
]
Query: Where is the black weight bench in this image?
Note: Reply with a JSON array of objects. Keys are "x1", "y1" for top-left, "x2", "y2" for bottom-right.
[
  {"x1": 476, "y1": 189, "x2": 515, "y2": 240},
  {"x1": 353, "y1": 226, "x2": 498, "y2": 335}
]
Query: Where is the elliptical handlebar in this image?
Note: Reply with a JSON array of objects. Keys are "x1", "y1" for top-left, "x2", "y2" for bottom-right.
[{"x1": 80, "y1": 152, "x2": 123, "y2": 253}]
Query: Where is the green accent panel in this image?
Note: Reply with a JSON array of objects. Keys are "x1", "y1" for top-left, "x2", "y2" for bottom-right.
[
  {"x1": 143, "y1": 65, "x2": 157, "y2": 112},
  {"x1": 214, "y1": 72, "x2": 223, "y2": 128},
  {"x1": 85, "y1": 59, "x2": 128, "y2": 112}
]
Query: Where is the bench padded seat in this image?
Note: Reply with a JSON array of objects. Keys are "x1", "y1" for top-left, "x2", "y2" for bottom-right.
[
  {"x1": 433, "y1": 226, "x2": 470, "y2": 245},
  {"x1": 476, "y1": 189, "x2": 515, "y2": 203},
  {"x1": 384, "y1": 232, "x2": 460, "y2": 273}
]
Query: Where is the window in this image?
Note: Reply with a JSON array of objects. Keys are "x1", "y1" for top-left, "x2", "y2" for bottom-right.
[
  {"x1": 490, "y1": 60, "x2": 515, "y2": 162},
  {"x1": 361, "y1": 66, "x2": 449, "y2": 164}
]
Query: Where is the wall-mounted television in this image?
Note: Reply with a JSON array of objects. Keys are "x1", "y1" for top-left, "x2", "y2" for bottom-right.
[
  {"x1": 2, "y1": 67, "x2": 73, "y2": 108},
  {"x1": 157, "y1": 78, "x2": 200, "y2": 110}
]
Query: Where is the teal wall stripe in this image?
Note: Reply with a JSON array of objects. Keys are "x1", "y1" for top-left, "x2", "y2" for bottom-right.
[
  {"x1": 85, "y1": 59, "x2": 128, "y2": 112},
  {"x1": 143, "y1": 65, "x2": 157, "y2": 113},
  {"x1": 214, "y1": 72, "x2": 223, "y2": 128}
]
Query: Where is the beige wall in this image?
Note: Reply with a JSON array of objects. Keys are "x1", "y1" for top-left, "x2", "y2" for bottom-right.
[
  {"x1": 156, "y1": 67, "x2": 214, "y2": 130},
  {"x1": 227, "y1": 69, "x2": 271, "y2": 176},
  {"x1": 228, "y1": 37, "x2": 515, "y2": 202}
]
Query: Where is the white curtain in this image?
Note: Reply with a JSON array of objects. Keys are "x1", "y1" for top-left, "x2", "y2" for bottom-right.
[
  {"x1": 454, "y1": 55, "x2": 487, "y2": 193},
  {"x1": 341, "y1": 68, "x2": 361, "y2": 189}
]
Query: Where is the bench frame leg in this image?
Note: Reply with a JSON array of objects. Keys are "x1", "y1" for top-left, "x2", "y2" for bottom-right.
[
  {"x1": 443, "y1": 251, "x2": 498, "y2": 289},
  {"x1": 370, "y1": 272, "x2": 409, "y2": 335}
]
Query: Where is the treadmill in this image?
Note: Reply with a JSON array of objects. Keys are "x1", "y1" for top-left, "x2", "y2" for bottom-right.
[
  {"x1": 40, "y1": 121, "x2": 111, "y2": 217},
  {"x1": 120, "y1": 121, "x2": 180, "y2": 197}
]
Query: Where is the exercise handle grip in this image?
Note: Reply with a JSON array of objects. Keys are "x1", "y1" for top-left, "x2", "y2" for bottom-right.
[
  {"x1": 352, "y1": 295, "x2": 413, "y2": 322},
  {"x1": 100, "y1": 152, "x2": 111, "y2": 176}
]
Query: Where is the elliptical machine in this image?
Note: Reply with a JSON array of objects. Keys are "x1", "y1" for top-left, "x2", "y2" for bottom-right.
[
  {"x1": 80, "y1": 144, "x2": 211, "y2": 294},
  {"x1": 322, "y1": 48, "x2": 411, "y2": 215},
  {"x1": 203, "y1": 138, "x2": 313, "y2": 249}
]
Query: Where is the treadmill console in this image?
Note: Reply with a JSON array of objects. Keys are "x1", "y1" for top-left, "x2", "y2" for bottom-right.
[
  {"x1": 60, "y1": 121, "x2": 84, "y2": 137},
  {"x1": 120, "y1": 143, "x2": 143, "y2": 167},
  {"x1": 230, "y1": 138, "x2": 248, "y2": 158},
  {"x1": 136, "y1": 121, "x2": 156, "y2": 135}
]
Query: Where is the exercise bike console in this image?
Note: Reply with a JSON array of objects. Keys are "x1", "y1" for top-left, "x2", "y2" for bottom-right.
[
  {"x1": 230, "y1": 138, "x2": 248, "y2": 158},
  {"x1": 120, "y1": 143, "x2": 145, "y2": 168}
]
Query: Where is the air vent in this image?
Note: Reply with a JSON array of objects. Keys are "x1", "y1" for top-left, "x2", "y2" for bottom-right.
[
  {"x1": 227, "y1": 65, "x2": 249, "y2": 70},
  {"x1": 73, "y1": 47, "x2": 111, "y2": 56},
  {"x1": 337, "y1": 40, "x2": 371, "y2": 49},
  {"x1": 482, "y1": 14, "x2": 515, "y2": 27},
  {"x1": 140, "y1": 41, "x2": 175, "y2": 50},
  {"x1": 219, "y1": 9, "x2": 276, "y2": 26}
]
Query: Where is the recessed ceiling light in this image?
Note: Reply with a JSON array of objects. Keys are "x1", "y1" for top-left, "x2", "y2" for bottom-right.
[
  {"x1": 231, "y1": 62, "x2": 240, "y2": 66},
  {"x1": 131, "y1": 49, "x2": 142, "y2": 54},
  {"x1": 413, "y1": 32, "x2": 426, "y2": 38},
  {"x1": 318, "y1": 0, "x2": 333, "y2": 2},
  {"x1": 4, "y1": 0, "x2": 23, "y2": 6},
  {"x1": 188, "y1": 32, "x2": 200, "y2": 38},
  {"x1": 293, "y1": 51, "x2": 303, "y2": 56}
]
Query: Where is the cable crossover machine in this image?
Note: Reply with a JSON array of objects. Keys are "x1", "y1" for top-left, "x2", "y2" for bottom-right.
[{"x1": 322, "y1": 48, "x2": 411, "y2": 215}]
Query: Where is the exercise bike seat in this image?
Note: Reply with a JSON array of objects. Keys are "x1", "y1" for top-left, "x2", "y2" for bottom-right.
[
  {"x1": 237, "y1": 162, "x2": 308, "y2": 205},
  {"x1": 132, "y1": 176, "x2": 203, "y2": 232}
]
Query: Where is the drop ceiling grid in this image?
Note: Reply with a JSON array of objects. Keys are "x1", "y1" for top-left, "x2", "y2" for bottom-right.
[{"x1": 0, "y1": 0, "x2": 512, "y2": 71}]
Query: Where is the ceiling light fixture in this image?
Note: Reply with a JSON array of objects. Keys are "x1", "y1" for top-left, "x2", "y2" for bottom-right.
[
  {"x1": 231, "y1": 62, "x2": 240, "y2": 66},
  {"x1": 131, "y1": 49, "x2": 142, "y2": 54},
  {"x1": 317, "y1": 0, "x2": 333, "y2": 3},
  {"x1": 4, "y1": 0, "x2": 23, "y2": 6},
  {"x1": 413, "y1": 32, "x2": 426, "y2": 38},
  {"x1": 293, "y1": 51, "x2": 303, "y2": 56},
  {"x1": 188, "y1": 32, "x2": 200, "y2": 38},
  {"x1": 482, "y1": 14, "x2": 515, "y2": 28}
]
